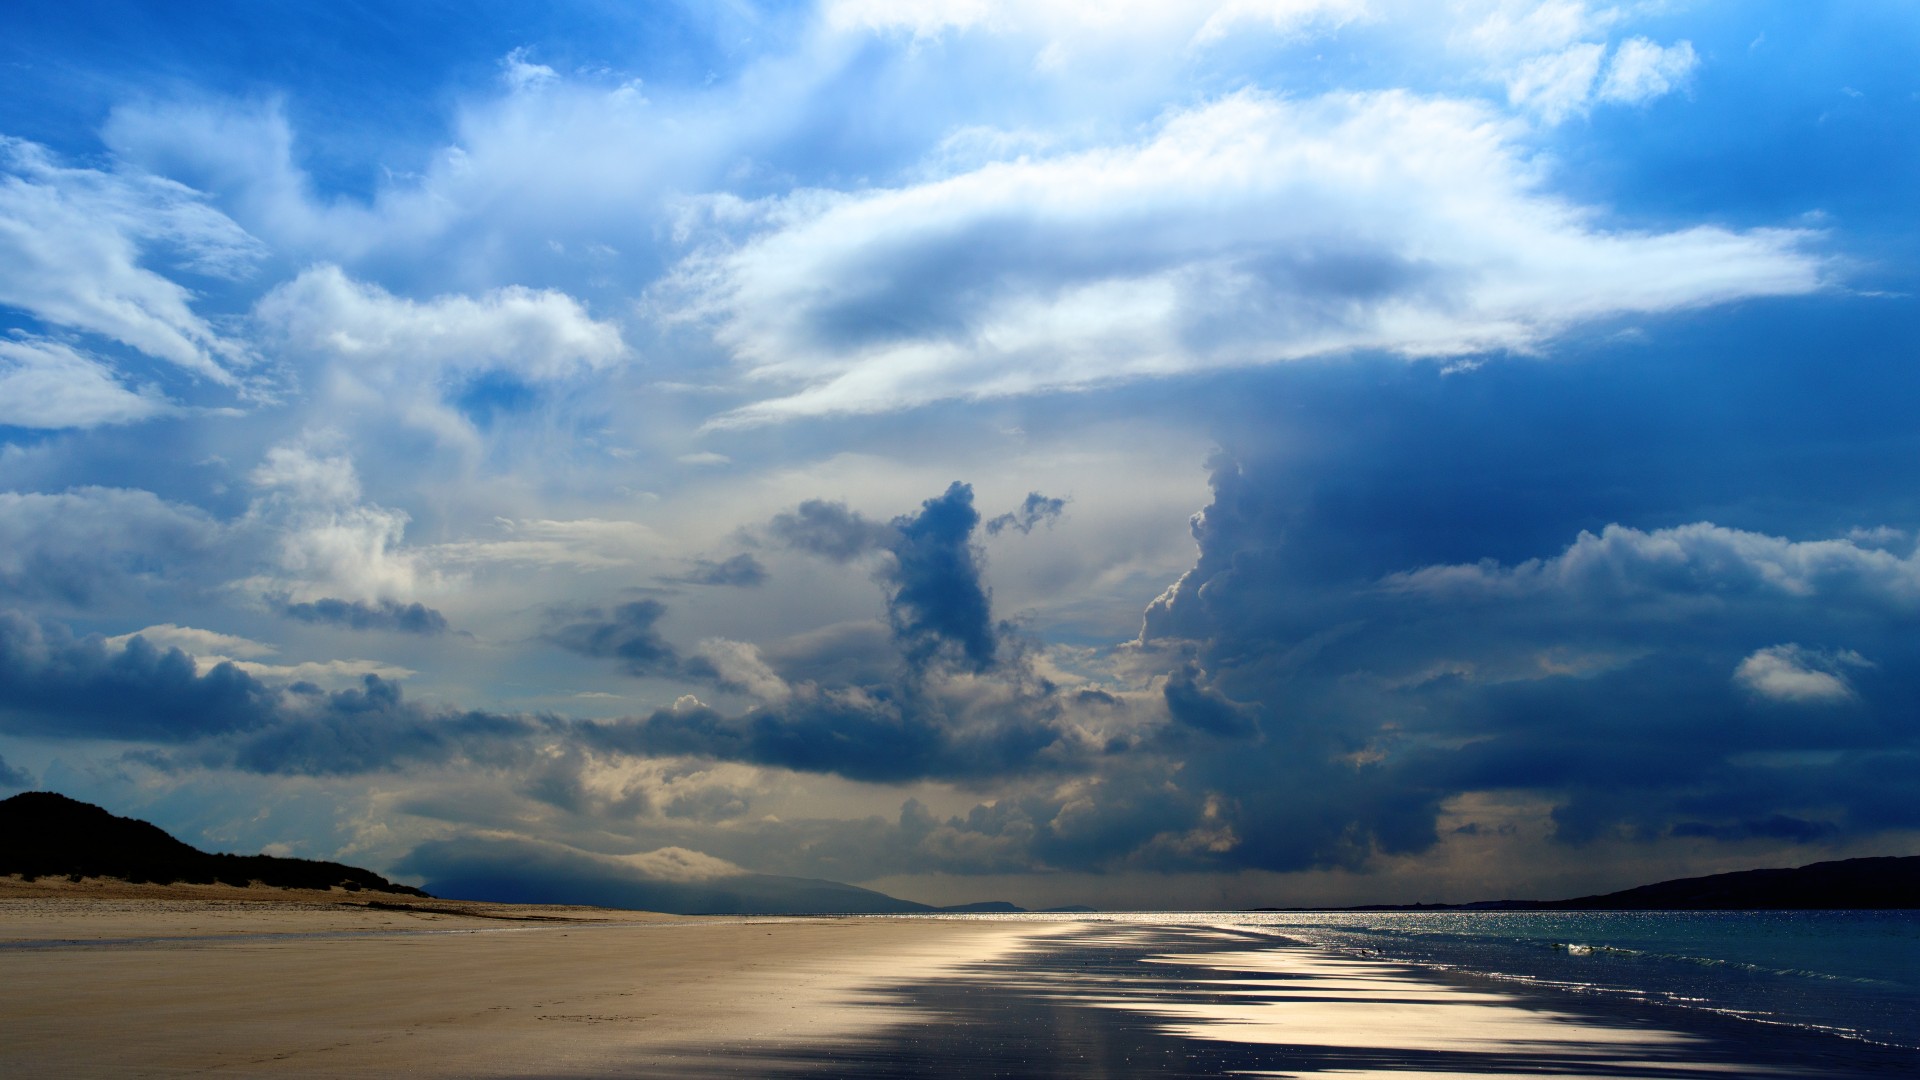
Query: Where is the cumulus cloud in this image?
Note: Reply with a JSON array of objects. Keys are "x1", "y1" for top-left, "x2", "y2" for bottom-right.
[
  {"x1": 773, "y1": 483, "x2": 999, "y2": 673},
  {"x1": 0, "y1": 610, "x2": 278, "y2": 741},
  {"x1": 0, "y1": 137, "x2": 257, "y2": 383},
  {"x1": 1734, "y1": 645, "x2": 1871, "y2": 705},
  {"x1": 672, "y1": 89, "x2": 1823, "y2": 425},
  {"x1": 255, "y1": 265, "x2": 624, "y2": 384},
  {"x1": 1384, "y1": 522, "x2": 1920, "y2": 610},
  {"x1": 242, "y1": 441, "x2": 435, "y2": 606},
  {"x1": 252, "y1": 266, "x2": 626, "y2": 446},
  {"x1": 0, "y1": 753, "x2": 28, "y2": 790},
  {"x1": 0, "y1": 337, "x2": 173, "y2": 429}
]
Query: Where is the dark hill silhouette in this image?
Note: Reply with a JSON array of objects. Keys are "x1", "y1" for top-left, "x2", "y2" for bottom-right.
[
  {"x1": 1261, "y1": 855, "x2": 1920, "y2": 911},
  {"x1": 1533, "y1": 856, "x2": 1920, "y2": 910},
  {"x1": 0, "y1": 791, "x2": 427, "y2": 896}
]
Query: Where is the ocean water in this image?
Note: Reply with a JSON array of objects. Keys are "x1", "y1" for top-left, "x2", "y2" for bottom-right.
[{"x1": 1187, "y1": 909, "x2": 1920, "y2": 1051}]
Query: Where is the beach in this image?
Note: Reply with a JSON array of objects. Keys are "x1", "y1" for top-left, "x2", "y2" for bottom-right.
[{"x1": 3, "y1": 881, "x2": 1909, "y2": 1078}]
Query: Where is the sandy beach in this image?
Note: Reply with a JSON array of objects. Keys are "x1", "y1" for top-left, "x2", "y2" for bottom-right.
[
  {"x1": 3, "y1": 879, "x2": 1901, "y2": 1078},
  {"x1": 0, "y1": 877, "x2": 1040, "y2": 1077}
]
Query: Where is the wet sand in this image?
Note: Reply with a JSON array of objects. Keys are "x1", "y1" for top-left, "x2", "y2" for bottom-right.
[{"x1": 3, "y1": 881, "x2": 1902, "y2": 1077}]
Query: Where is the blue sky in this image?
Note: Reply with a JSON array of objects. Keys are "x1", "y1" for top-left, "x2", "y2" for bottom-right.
[{"x1": 2, "y1": 1, "x2": 1916, "y2": 909}]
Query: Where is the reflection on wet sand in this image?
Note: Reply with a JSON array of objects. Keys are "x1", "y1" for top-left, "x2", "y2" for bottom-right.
[{"x1": 647, "y1": 922, "x2": 1900, "y2": 1079}]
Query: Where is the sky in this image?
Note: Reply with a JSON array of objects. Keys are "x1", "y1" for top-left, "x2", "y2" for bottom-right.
[{"x1": 1, "y1": 1, "x2": 1917, "y2": 910}]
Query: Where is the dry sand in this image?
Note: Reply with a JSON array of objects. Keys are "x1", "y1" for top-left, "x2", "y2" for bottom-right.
[{"x1": 0, "y1": 876, "x2": 1040, "y2": 1077}]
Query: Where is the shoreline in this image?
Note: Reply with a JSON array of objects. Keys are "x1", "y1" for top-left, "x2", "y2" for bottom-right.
[{"x1": 3, "y1": 886, "x2": 1910, "y2": 1077}]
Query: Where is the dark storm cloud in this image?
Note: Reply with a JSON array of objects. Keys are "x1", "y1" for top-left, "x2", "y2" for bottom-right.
[
  {"x1": 664, "y1": 553, "x2": 767, "y2": 587},
  {"x1": 887, "y1": 482, "x2": 997, "y2": 673},
  {"x1": 217, "y1": 676, "x2": 549, "y2": 777},
  {"x1": 1120, "y1": 343, "x2": 1920, "y2": 871},
  {"x1": 769, "y1": 483, "x2": 1000, "y2": 673},
  {"x1": 0, "y1": 610, "x2": 277, "y2": 740},
  {"x1": 0, "y1": 610, "x2": 545, "y2": 775},
  {"x1": 271, "y1": 596, "x2": 450, "y2": 634},
  {"x1": 541, "y1": 599, "x2": 679, "y2": 676},
  {"x1": 985, "y1": 492, "x2": 1067, "y2": 536},
  {"x1": 582, "y1": 682, "x2": 1077, "y2": 785}
]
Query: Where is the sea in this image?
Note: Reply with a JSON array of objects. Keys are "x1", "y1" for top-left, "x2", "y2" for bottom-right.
[{"x1": 1210, "y1": 909, "x2": 1920, "y2": 1052}]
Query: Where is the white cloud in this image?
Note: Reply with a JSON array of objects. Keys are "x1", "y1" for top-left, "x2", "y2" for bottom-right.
[
  {"x1": 1597, "y1": 37, "x2": 1698, "y2": 105},
  {"x1": 243, "y1": 441, "x2": 435, "y2": 605},
  {"x1": 1387, "y1": 522, "x2": 1920, "y2": 609},
  {"x1": 0, "y1": 337, "x2": 173, "y2": 429},
  {"x1": 694, "y1": 638, "x2": 792, "y2": 701},
  {"x1": 1458, "y1": 0, "x2": 1616, "y2": 58},
  {"x1": 825, "y1": 0, "x2": 1368, "y2": 47},
  {"x1": 252, "y1": 266, "x2": 627, "y2": 448},
  {"x1": 106, "y1": 623, "x2": 279, "y2": 659},
  {"x1": 0, "y1": 138, "x2": 257, "y2": 384},
  {"x1": 666, "y1": 89, "x2": 1824, "y2": 425},
  {"x1": 256, "y1": 265, "x2": 625, "y2": 383},
  {"x1": 1734, "y1": 644, "x2": 1871, "y2": 705},
  {"x1": 1505, "y1": 43, "x2": 1606, "y2": 121}
]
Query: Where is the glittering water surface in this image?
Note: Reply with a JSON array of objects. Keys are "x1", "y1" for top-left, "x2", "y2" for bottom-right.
[{"x1": 937, "y1": 910, "x2": 1920, "y2": 1052}]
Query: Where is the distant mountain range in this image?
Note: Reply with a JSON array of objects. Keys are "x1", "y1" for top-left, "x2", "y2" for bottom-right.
[
  {"x1": 0, "y1": 791, "x2": 1085, "y2": 915},
  {"x1": 0, "y1": 791, "x2": 427, "y2": 896},
  {"x1": 1258, "y1": 856, "x2": 1920, "y2": 912}
]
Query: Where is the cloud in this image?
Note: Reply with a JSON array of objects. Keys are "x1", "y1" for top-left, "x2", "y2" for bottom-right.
[
  {"x1": 103, "y1": 624, "x2": 278, "y2": 659},
  {"x1": 825, "y1": 0, "x2": 1366, "y2": 47},
  {"x1": 888, "y1": 482, "x2": 997, "y2": 672},
  {"x1": 768, "y1": 499, "x2": 896, "y2": 562},
  {"x1": 0, "y1": 610, "x2": 278, "y2": 741},
  {"x1": 774, "y1": 483, "x2": 999, "y2": 672},
  {"x1": 0, "y1": 137, "x2": 257, "y2": 383},
  {"x1": 0, "y1": 337, "x2": 174, "y2": 429},
  {"x1": 986, "y1": 491, "x2": 1067, "y2": 536},
  {"x1": 583, "y1": 681, "x2": 1078, "y2": 785},
  {"x1": 1383, "y1": 522, "x2": 1920, "y2": 611},
  {"x1": 0, "y1": 488, "x2": 223, "y2": 607},
  {"x1": 542, "y1": 599, "x2": 679, "y2": 676},
  {"x1": 665, "y1": 553, "x2": 767, "y2": 587},
  {"x1": 242, "y1": 441, "x2": 435, "y2": 606},
  {"x1": 252, "y1": 266, "x2": 626, "y2": 446},
  {"x1": 1597, "y1": 38, "x2": 1698, "y2": 105},
  {"x1": 673, "y1": 89, "x2": 1824, "y2": 425},
  {"x1": 0, "y1": 753, "x2": 31, "y2": 790},
  {"x1": 271, "y1": 596, "x2": 450, "y2": 635},
  {"x1": 1505, "y1": 42, "x2": 1605, "y2": 121},
  {"x1": 1734, "y1": 645, "x2": 1871, "y2": 705},
  {"x1": 255, "y1": 265, "x2": 625, "y2": 384},
  {"x1": 398, "y1": 833, "x2": 932, "y2": 913},
  {"x1": 430, "y1": 518, "x2": 661, "y2": 570}
]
